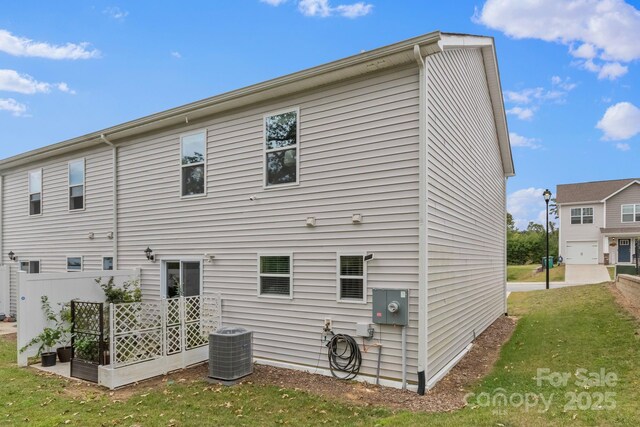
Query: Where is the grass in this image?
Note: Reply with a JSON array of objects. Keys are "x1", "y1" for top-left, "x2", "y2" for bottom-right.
[
  {"x1": 1, "y1": 284, "x2": 639, "y2": 426},
  {"x1": 507, "y1": 264, "x2": 566, "y2": 282},
  {"x1": 608, "y1": 266, "x2": 616, "y2": 280}
]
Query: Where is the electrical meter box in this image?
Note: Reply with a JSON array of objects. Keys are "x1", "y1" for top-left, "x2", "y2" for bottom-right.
[{"x1": 372, "y1": 289, "x2": 408, "y2": 326}]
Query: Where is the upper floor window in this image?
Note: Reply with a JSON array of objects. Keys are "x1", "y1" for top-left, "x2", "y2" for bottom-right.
[
  {"x1": 28, "y1": 169, "x2": 42, "y2": 215},
  {"x1": 570, "y1": 207, "x2": 593, "y2": 224},
  {"x1": 622, "y1": 204, "x2": 640, "y2": 223},
  {"x1": 264, "y1": 109, "x2": 298, "y2": 187},
  {"x1": 337, "y1": 255, "x2": 366, "y2": 302},
  {"x1": 68, "y1": 159, "x2": 85, "y2": 210},
  {"x1": 258, "y1": 255, "x2": 292, "y2": 297},
  {"x1": 181, "y1": 132, "x2": 206, "y2": 196}
]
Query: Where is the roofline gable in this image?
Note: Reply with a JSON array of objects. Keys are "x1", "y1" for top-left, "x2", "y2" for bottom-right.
[{"x1": 601, "y1": 180, "x2": 640, "y2": 202}]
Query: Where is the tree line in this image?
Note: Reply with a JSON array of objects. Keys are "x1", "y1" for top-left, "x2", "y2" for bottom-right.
[{"x1": 507, "y1": 212, "x2": 559, "y2": 265}]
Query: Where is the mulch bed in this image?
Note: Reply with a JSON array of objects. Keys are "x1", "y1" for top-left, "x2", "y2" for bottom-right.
[{"x1": 5, "y1": 314, "x2": 517, "y2": 412}]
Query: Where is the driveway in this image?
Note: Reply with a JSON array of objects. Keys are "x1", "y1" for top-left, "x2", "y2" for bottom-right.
[{"x1": 565, "y1": 264, "x2": 611, "y2": 284}]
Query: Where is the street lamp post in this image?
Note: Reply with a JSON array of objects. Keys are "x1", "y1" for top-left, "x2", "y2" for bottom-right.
[{"x1": 543, "y1": 189, "x2": 552, "y2": 290}]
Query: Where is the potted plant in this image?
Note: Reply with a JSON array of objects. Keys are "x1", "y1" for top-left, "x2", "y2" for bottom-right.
[
  {"x1": 56, "y1": 302, "x2": 73, "y2": 363},
  {"x1": 20, "y1": 296, "x2": 63, "y2": 366}
]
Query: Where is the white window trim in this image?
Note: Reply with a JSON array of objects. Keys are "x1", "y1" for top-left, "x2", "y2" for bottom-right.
[
  {"x1": 28, "y1": 168, "x2": 43, "y2": 217},
  {"x1": 19, "y1": 259, "x2": 41, "y2": 274},
  {"x1": 263, "y1": 107, "x2": 300, "y2": 190},
  {"x1": 257, "y1": 253, "x2": 293, "y2": 299},
  {"x1": 66, "y1": 256, "x2": 83, "y2": 272},
  {"x1": 336, "y1": 253, "x2": 367, "y2": 304},
  {"x1": 179, "y1": 129, "x2": 208, "y2": 199},
  {"x1": 570, "y1": 207, "x2": 593, "y2": 225},
  {"x1": 102, "y1": 256, "x2": 114, "y2": 271},
  {"x1": 621, "y1": 204, "x2": 640, "y2": 223},
  {"x1": 68, "y1": 158, "x2": 86, "y2": 212},
  {"x1": 159, "y1": 257, "x2": 204, "y2": 298}
]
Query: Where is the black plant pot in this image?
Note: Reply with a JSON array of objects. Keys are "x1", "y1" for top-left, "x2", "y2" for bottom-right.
[
  {"x1": 41, "y1": 352, "x2": 57, "y2": 367},
  {"x1": 57, "y1": 346, "x2": 72, "y2": 363}
]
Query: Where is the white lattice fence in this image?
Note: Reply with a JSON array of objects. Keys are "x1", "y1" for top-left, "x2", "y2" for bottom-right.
[{"x1": 109, "y1": 294, "x2": 221, "y2": 369}]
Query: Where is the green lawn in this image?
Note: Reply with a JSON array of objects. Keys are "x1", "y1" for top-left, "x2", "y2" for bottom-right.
[
  {"x1": 508, "y1": 264, "x2": 566, "y2": 282},
  {"x1": 608, "y1": 266, "x2": 616, "y2": 280},
  {"x1": 1, "y1": 284, "x2": 638, "y2": 426}
]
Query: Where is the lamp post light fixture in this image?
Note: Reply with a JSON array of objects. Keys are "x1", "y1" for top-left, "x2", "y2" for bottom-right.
[
  {"x1": 144, "y1": 247, "x2": 155, "y2": 262},
  {"x1": 543, "y1": 189, "x2": 552, "y2": 290},
  {"x1": 7, "y1": 251, "x2": 16, "y2": 261}
]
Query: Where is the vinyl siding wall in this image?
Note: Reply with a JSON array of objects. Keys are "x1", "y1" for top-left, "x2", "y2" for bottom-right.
[
  {"x1": 425, "y1": 48, "x2": 506, "y2": 379},
  {"x1": 605, "y1": 184, "x2": 640, "y2": 228},
  {"x1": 1, "y1": 146, "x2": 115, "y2": 275},
  {"x1": 115, "y1": 66, "x2": 421, "y2": 383}
]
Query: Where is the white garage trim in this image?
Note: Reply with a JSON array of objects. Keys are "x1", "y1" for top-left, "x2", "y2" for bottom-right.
[{"x1": 565, "y1": 240, "x2": 599, "y2": 265}]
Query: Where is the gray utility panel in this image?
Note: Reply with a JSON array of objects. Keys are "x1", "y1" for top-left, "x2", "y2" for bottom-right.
[{"x1": 372, "y1": 288, "x2": 408, "y2": 326}]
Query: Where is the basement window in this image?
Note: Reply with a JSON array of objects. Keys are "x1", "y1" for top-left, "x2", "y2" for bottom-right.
[
  {"x1": 570, "y1": 207, "x2": 593, "y2": 224},
  {"x1": 338, "y1": 255, "x2": 366, "y2": 302},
  {"x1": 258, "y1": 255, "x2": 292, "y2": 297},
  {"x1": 66, "y1": 256, "x2": 83, "y2": 272},
  {"x1": 181, "y1": 131, "x2": 206, "y2": 196},
  {"x1": 264, "y1": 109, "x2": 299, "y2": 187},
  {"x1": 68, "y1": 159, "x2": 85, "y2": 210},
  {"x1": 28, "y1": 169, "x2": 42, "y2": 216},
  {"x1": 103, "y1": 257, "x2": 114, "y2": 271}
]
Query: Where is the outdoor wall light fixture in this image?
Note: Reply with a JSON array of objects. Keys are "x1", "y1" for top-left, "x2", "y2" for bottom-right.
[
  {"x1": 7, "y1": 251, "x2": 16, "y2": 261},
  {"x1": 144, "y1": 247, "x2": 155, "y2": 262},
  {"x1": 107, "y1": 232, "x2": 114, "y2": 240}
]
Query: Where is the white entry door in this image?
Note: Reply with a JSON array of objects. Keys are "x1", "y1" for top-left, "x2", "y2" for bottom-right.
[{"x1": 566, "y1": 241, "x2": 598, "y2": 264}]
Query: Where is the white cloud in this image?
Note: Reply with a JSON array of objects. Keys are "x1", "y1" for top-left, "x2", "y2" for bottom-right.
[
  {"x1": 103, "y1": 6, "x2": 129, "y2": 21},
  {"x1": 551, "y1": 75, "x2": 577, "y2": 91},
  {"x1": 508, "y1": 187, "x2": 549, "y2": 229},
  {"x1": 170, "y1": 51, "x2": 182, "y2": 59},
  {"x1": 0, "y1": 29, "x2": 100, "y2": 60},
  {"x1": 506, "y1": 106, "x2": 535, "y2": 120},
  {"x1": 475, "y1": 0, "x2": 640, "y2": 80},
  {"x1": 263, "y1": 0, "x2": 372, "y2": 18},
  {"x1": 598, "y1": 62, "x2": 628, "y2": 80},
  {"x1": 0, "y1": 69, "x2": 74, "y2": 95},
  {"x1": 596, "y1": 102, "x2": 640, "y2": 140},
  {"x1": 334, "y1": 2, "x2": 373, "y2": 17},
  {"x1": 616, "y1": 142, "x2": 631, "y2": 151},
  {"x1": 510, "y1": 132, "x2": 541, "y2": 149},
  {"x1": 0, "y1": 97, "x2": 27, "y2": 116}
]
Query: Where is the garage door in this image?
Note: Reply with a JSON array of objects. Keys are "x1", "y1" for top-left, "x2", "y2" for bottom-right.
[{"x1": 566, "y1": 241, "x2": 598, "y2": 264}]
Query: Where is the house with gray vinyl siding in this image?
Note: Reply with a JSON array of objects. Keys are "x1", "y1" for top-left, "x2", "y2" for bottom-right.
[
  {"x1": 557, "y1": 178, "x2": 640, "y2": 267},
  {"x1": 0, "y1": 31, "x2": 514, "y2": 392}
]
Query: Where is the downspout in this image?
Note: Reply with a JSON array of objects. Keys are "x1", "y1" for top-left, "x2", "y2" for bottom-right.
[
  {"x1": 100, "y1": 134, "x2": 118, "y2": 270},
  {"x1": 413, "y1": 44, "x2": 428, "y2": 395}
]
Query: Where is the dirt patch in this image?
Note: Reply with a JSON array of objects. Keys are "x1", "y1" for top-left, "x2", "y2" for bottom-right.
[
  {"x1": 7, "y1": 316, "x2": 517, "y2": 412},
  {"x1": 610, "y1": 282, "x2": 640, "y2": 322},
  {"x1": 247, "y1": 315, "x2": 517, "y2": 412}
]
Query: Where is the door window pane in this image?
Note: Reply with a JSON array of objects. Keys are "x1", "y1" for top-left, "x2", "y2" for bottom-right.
[
  {"x1": 182, "y1": 262, "x2": 201, "y2": 297},
  {"x1": 166, "y1": 262, "x2": 181, "y2": 298}
]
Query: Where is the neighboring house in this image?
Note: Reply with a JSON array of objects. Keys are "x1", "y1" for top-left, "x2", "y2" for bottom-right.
[
  {"x1": 0, "y1": 31, "x2": 514, "y2": 391},
  {"x1": 557, "y1": 179, "x2": 640, "y2": 265}
]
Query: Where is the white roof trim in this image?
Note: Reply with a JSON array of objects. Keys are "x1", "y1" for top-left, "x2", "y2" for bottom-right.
[
  {"x1": 558, "y1": 201, "x2": 603, "y2": 206},
  {"x1": 601, "y1": 180, "x2": 640, "y2": 202}
]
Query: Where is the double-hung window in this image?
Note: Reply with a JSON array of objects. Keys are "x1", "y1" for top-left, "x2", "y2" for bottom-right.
[
  {"x1": 337, "y1": 255, "x2": 366, "y2": 302},
  {"x1": 181, "y1": 131, "x2": 206, "y2": 196},
  {"x1": 258, "y1": 255, "x2": 292, "y2": 297},
  {"x1": 570, "y1": 207, "x2": 593, "y2": 224},
  {"x1": 19, "y1": 260, "x2": 40, "y2": 274},
  {"x1": 28, "y1": 169, "x2": 42, "y2": 215},
  {"x1": 264, "y1": 109, "x2": 299, "y2": 187},
  {"x1": 622, "y1": 204, "x2": 640, "y2": 223},
  {"x1": 68, "y1": 159, "x2": 85, "y2": 210}
]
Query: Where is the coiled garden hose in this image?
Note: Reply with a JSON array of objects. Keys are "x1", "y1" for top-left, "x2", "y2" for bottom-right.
[{"x1": 327, "y1": 333, "x2": 362, "y2": 380}]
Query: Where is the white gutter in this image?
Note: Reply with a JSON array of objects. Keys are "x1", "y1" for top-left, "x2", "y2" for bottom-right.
[
  {"x1": 413, "y1": 44, "x2": 428, "y2": 395},
  {"x1": 100, "y1": 134, "x2": 118, "y2": 269}
]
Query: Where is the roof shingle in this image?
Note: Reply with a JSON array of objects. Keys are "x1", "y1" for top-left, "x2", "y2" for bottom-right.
[{"x1": 556, "y1": 178, "x2": 640, "y2": 204}]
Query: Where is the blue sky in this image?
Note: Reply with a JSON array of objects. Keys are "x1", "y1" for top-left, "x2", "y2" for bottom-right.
[{"x1": 1, "y1": 0, "x2": 639, "y2": 228}]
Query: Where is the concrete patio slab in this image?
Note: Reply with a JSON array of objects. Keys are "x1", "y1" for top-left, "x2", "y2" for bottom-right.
[{"x1": 32, "y1": 361, "x2": 71, "y2": 379}]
